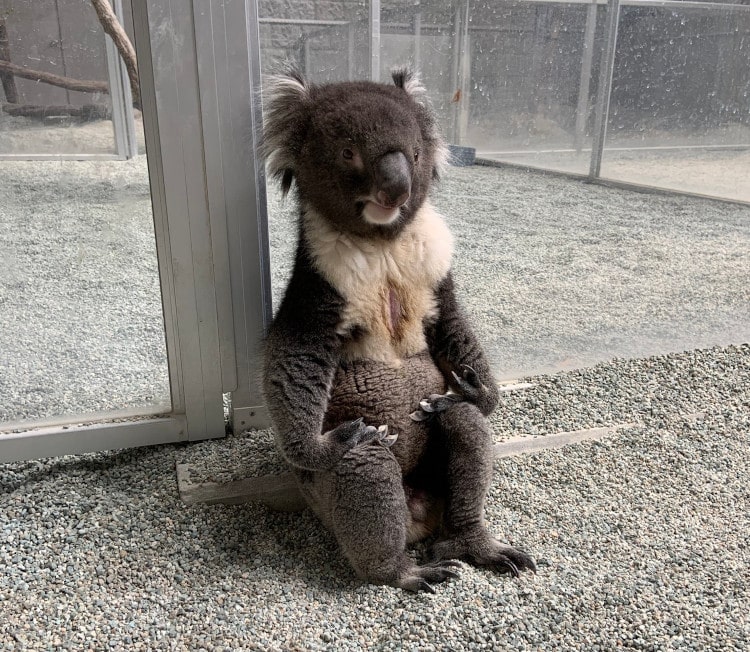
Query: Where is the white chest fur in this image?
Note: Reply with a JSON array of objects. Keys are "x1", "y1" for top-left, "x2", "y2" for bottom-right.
[{"x1": 303, "y1": 203, "x2": 454, "y2": 366}]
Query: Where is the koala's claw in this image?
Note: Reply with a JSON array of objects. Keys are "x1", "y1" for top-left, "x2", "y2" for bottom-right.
[
  {"x1": 332, "y1": 418, "x2": 382, "y2": 447},
  {"x1": 451, "y1": 364, "x2": 485, "y2": 397},
  {"x1": 398, "y1": 560, "x2": 461, "y2": 593},
  {"x1": 496, "y1": 558, "x2": 520, "y2": 578},
  {"x1": 376, "y1": 424, "x2": 398, "y2": 447},
  {"x1": 409, "y1": 390, "x2": 463, "y2": 422}
]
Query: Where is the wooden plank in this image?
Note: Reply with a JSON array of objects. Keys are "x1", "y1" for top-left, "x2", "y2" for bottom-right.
[
  {"x1": 493, "y1": 423, "x2": 637, "y2": 458},
  {"x1": 176, "y1": 464, "x2": 305, "y2": 512},
  {"x1": 176, "y1": 423, "x2": 637, "y2": 509},
  {"x1": 497, "y1": 381, "x2": 535, "y2": 392}
]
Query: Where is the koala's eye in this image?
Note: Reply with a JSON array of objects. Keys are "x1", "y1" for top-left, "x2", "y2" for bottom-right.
[
  {"x1": 414, "y1": 150, "x2": 420, "y2": 163},
  {"x1": 342, "y1": 148, "x2": 355, "y2": 161}
]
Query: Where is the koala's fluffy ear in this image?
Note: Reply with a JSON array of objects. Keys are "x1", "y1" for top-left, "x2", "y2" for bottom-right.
[
  {"x1": 261, "y1": 68, "x2": 311, "y2": 196},
  {"x1": 391, "y1": 67, "x2": 429, "y2": 102},
  {"x1": 391, "y1": 67, "x2": 449, "y2": 180}
]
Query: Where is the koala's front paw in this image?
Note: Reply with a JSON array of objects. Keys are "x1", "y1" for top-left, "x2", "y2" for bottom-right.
[
  {"x1": 330, "y1": 418, "x2": 397, "y2": 448},
  {"x1": 450, "y1": 364, "x2": 498, "y2": 416},
  {"x1": 410, "y1": 365, "x2": 498, "y2": 422},
  {"x1": 450, "y1": 364, "x2": 483, "y2": 400}
]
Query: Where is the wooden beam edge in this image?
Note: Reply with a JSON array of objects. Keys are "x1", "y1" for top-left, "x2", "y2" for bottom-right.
[
  {"x1": 493, "y1": 422, "x2": 639, "y2": 458},
  {"x1": 177, "y1": 423, "x2": 638, "y2": 508},
  {"x1": 176, "y1": 463, "x2": 305, "y2": 512}
]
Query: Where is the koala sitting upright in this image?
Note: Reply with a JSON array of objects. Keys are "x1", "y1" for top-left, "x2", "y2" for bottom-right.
[{"x1": 262, "y1": 68, "x2": 535, "y2": 592}]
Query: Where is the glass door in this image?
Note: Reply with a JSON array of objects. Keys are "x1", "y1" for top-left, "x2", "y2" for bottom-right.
[
  {"x1": 0, "y1": 0, "x2": 270, "y2": 461},
  {"x1": 0, "y1": 1, "x2": 169, "y2": 431}
]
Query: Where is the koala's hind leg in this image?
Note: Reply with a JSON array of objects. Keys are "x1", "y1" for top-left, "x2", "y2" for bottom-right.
[
  {"x1": 298, "y1": 443, "x2": 459, "y2": 593},
  {"x1": 430, "y1": 402, "x2": 536, "y2": 576}
]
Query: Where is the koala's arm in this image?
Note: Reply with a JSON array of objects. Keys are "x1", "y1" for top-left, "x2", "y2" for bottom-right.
[
  {"x1": 263, "y1": 263, "x2": 374, "y2": 472},
  {"x1": 425, "y1": 272, "x2": 500, "y2": 416}
]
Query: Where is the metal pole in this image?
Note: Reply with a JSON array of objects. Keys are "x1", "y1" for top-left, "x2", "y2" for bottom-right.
[
  {"x1": 347, "y1": 21, "x2": 355, "y2": 80},
  {"x1": 413, "y1": 11, "x2": 422, "y2": 71},
  {"x1": 107, "y1": 0, "x2": 138, "y2": 159},
  {"x1": 457, "y1": 0, "x2": 471, "y2": 145},
  {"x1": 450, "y1": 5, "x2": 462, "y2": 142},
  {"x1": 370, "y1": 0, "x2": 381, "y2": 81},
  {"x1": 575, "y1": 0, "x2": 598, "y2": 153},
  {"x1": 589, "y1": 0, "x2": 620, "y2": 178},
  {"x1": 0, "y1": 19, "x2": 19, "y2": 103},
  {"x1": 302, "y1": 36, "x2": 310, "y2": 77}
]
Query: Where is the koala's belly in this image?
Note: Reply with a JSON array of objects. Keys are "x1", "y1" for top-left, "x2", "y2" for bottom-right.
[{"x1": 323, "y1": 351, "x2": 446, "y2": 474}]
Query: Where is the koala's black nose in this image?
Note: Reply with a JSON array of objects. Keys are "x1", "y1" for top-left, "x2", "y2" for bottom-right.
[{"x1": 374, "y1": 151, "x2": 411, "y2": 208}]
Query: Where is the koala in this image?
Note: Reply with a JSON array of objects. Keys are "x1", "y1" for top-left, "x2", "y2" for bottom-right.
[{"x1": 261, "y1": 67, "x2": 535, "y2": 592}]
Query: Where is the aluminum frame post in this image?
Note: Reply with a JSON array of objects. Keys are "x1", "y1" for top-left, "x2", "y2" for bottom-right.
[
  {"x1": 575, "y1": 0, "x2": 599, "y2": 153},
  {"x1": 589, "y1": 0, "x2": 621, "y2": 178},
  {"x1": 106, "y1": 0, "x2": 138, "y2": 160},
  {"x1": 370, "y1": 0, "x2": 381, "y2": 81}
]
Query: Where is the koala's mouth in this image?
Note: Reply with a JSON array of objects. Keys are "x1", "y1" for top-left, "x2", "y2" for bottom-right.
[{"x1": 362, "y1": 200, "x2": 402, "y2": 226}]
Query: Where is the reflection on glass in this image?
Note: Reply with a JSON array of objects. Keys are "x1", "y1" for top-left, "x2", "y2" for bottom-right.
[
  {"x1": 0, "y1": 1, "x2": 170, "y2": 427},
  {"x1": 601, "y1": 3, "x2": 750, "y2": 202},
  {"x1": 257, "y1": 0, "x2": 750, "y2": 381},
  {"x1": 0, "y1": 2, "x2": 122, "y2": 156},
  {"x1": 461, "y1": 0, "x2": 602, "y2": 176},
  {"x1": 259, "y1": 2, "x2": 368, "y2": 83}
]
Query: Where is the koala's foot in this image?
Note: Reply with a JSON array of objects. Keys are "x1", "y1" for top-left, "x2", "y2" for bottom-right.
[
  {"x1": 429, "y1": 528, "x2": 536, "y2": 578},
  {"x1": 394, "y1": 560, "x2": 462, "y2": 593}
]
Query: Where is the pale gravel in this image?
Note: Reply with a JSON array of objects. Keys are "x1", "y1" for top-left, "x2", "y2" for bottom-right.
[{"x1": 1, "y1": 344, "x2": 749, "y2": 650}]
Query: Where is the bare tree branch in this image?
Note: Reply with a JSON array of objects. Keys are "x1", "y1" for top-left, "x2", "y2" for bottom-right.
[
  {"x1": 0, "y1": 59, "x2": 109, "y2": 94},
  {"x1": 2, "y1": 102, "x2": 111, "y2": 120},
  {"x1": 0, "y1": 19, "x2": 19, "y2": 103},
  {"x1": 90, "y1": 0, "x2": 141, "y2": 109}
]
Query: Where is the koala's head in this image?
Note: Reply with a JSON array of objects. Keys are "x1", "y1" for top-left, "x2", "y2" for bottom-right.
[{"x1": 261, "y1": 68, "x2": 448, "y2": 237}]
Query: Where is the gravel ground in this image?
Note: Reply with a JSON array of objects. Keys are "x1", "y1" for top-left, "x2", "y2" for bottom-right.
[
  {"x1": 1, "y1": 344, "x2": 748, "y2": 650},
  {"x1": 479, "y1": 146, "x2": 750, "y2": 204},
  {"x1": 0, "y1": 156, "x2": 169, "y2": 425}
]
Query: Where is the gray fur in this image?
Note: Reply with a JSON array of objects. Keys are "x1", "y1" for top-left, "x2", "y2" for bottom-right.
[{"x1": 261, "y1": 69, "x2": 535, "y2": 591}]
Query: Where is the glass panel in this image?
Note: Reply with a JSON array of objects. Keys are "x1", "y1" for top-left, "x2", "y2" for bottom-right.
[
  {"x1": 433, "y1": 165, "x2": 750, "y2": 379},
  {"x1": 0, "y1": 1, "x2": 170, "y2": 427},
  {"x1": 0, "y1": 1, "x2": 122, "y2": 157},
  {"x1": 380, "y1": 3, "x2": 455, "y2": 142},
  {"x1": 463, "y1": 0, "x2": 604, "y2": 175},
  {"x1": 601, "y1": 2, "x2": 750, "y2": 202},
  {"x1": 259, "y1": 2, "x2": 369, "y2": 84},
  {"x1": 258, "y1": 0, "x2": 750, "y2": 381}
]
